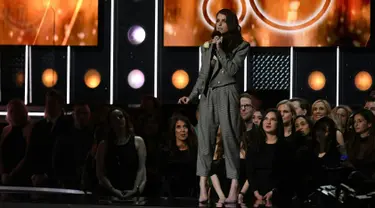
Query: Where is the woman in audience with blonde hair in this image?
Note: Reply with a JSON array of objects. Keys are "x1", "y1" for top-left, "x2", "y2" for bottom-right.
[
  {"x1": 0, "y1": 99, "x2": 32, "y2": 186},
  {"x1": 311, "y1": 99, "x2": 332, "y2": 122},
  {"x1": 331, "y1": 105, "x2": 352, "y2": 134}
]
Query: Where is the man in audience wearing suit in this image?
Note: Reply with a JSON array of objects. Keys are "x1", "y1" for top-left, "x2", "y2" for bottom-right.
[{"x1": 17, "y1": 90, "x2": 70, "y2": 187}]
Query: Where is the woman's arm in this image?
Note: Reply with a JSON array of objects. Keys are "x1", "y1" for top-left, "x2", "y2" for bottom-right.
[
  {"x1": 132, "y1": 136, "x2": 147, "y2": 193},
  {"x1": 216, "y1": 42, "x2": 250, "y2": 76},
  {"x1": 336, "y1": 130, "x2": 345, "y2": 146},
  {"x1": 336, "y1": 130, "x2": 348, "y2": 159},
  {"x1": 188, "y1": 46, "x2": 211, "y2": 101},
  {"x1": 96, "y1": 140, "x2": 117, "y2": 192}
]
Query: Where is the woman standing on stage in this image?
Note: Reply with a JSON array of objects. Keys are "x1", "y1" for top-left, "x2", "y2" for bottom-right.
[{"x1": 178, "y1": 8, "x2": 250, "y2": 205}]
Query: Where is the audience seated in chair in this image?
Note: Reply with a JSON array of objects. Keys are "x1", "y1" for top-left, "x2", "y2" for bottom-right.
[
  {"x1": 53, "y1": 103, "x2": 94, "y2": 189},
  {"x1": 96, "y1": 107, "x2": 147, "y2": 199},
  {"x1": 0, "y1": 99, "x2": 32, "y2": 186},
  {"x1": 17, "y1": 90, "x2": 70, "y2": 188}
]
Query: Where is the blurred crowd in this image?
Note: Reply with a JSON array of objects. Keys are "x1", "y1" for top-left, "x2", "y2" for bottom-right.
[{"x1": 0, "y1": 89, "x2": 374, "y2": 206}]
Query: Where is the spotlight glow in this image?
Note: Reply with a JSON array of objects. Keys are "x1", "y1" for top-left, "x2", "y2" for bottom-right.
[
  {"x1": 172, "y1": 69, "x2": 189, "y2": 89},
  {"x1": 355, "y1": 71, "x2": 372, "y2": 91},
  {"x1": 84, "y1": 69, "x2": 101, "y2": 89},
  {"x1": 308, "y1": 71, "x2": 326, "y2": 91},
  {"x1": 15, "y1": 71, "x2": 24, "y2": 87},
  {"x1": 42, "y1": 68, "x2": 58, "y2": 88},
  {"x1": 128, "y1": 69, "x2": 145, "y2": 89},
  {"x1": 128, "y1": 25, "x2": 146, "y2": 45}
]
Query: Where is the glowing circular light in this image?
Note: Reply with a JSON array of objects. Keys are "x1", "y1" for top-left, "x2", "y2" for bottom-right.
[
  {"x1": 127, "y1": 25, "x2": 146, "y2": 45},
  {"x1": 200, "y1": 0, "x2": 332, "y2": 32},
  {"x1": 172, "y1": 70, "x2": 189, "y2": 89},
  {"x1": 84, "y1": 69, "x2": 101, "y2": 89},
  {"x1": 355, "y1": 71, "x2": 372, "y2": 91},
  {"x1": 42, "y1": 68, "x2": 58, "y2": 88},
  {"x1": 249, "y1": 0, "x2": 332, "y2": 31},
  {"x1": 308, "y1": 71, "x2": 326, "y2": 91},
  {"x1": 15, "y1": 71, "x2": 24, "y2": 87},
  {"x1": 127, "y1": 69, "x2": 145, "y2": 89}
]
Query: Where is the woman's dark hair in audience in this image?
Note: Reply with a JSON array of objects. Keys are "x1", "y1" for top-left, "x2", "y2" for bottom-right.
[
  {"x1": 168, "y1": 115, "x2": 197, "y2": 155},
  {"x1": 290, "y1": 97, "x2": 311, "y2": 116},
  {"x1": 214, "y1": 128, "x2": 224, "y2": 160},
  {"x1": 294, "y1": 115, "x2": 317, "y2": 149},
  {"x1": 251, "y1": 109, "x2": 284, "y2": 151},
  {"x1": 346, "y1": 109, "x2": 375, "y2": 172},
  {"x1": 312, "y1": 116, "x2": 337, "y2": 154},
  {"x1": 295, "y1": 115, "x2": 314, "y2": 136},
  {"x1": 351, "y1": 108, "x2": 375, "y2": 135},
  {"x1": 106, "y1": 107, "x2": 134, "y2": 143}
]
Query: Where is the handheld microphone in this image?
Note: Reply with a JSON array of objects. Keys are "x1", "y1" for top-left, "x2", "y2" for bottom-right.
[
  {"x1": 211, "y1": 31, "x2": 222, "y2": 39},
  {"x1": 211, "y1": 31, "x2": 222, "y2": 56}
]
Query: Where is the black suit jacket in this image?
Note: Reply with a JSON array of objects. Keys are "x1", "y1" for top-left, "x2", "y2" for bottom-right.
[{"x1": 23, "y1": 116, "x2": 70, "y2": 177}]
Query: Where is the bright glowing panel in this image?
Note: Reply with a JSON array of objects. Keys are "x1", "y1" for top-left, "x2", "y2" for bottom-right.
[
  {"x1": 172, "y1": 69, "x2": 189, "y2": 89},
  {"x1": 84, "y1": 69, "x2": 101, "y2": 89},
  {"x1": 355, "y1": 71, "x2": 372, "y2": 91},
  {"x1": 128, "y1": 69, "x2": 145, "y2": 89},
  {"x1": 308, "y1": 70, "x2": 326, "y2": 91},
  {"x1": 42, "y1": 68, "x2": 58, "y2": 88},
  {"x1": 128, "y1": 25, "x2": 146, "y2": 45}
]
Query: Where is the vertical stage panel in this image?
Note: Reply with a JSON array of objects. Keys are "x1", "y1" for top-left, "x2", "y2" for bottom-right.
[
  {"x1": 340, "y1": 48, "x2": 375, "y2": 107},
  {"x1": 114, "y1": 0, "x2": 155, "y2": 105},
  {"x1": 293, "y1": 48, "x2": 337, "y2": 106},
  {"x1": 30, "y1": 47, "x2": 67, "y2": 106},
  {"x1": 0, "y1": 46, "x2": 25, "y2": 105},
  {"x1": 160, "y1": 47, "x2": 199, "y2": 104},
  {"x1": 70, "y1": 0, "x2": 110, "y2": 104}
]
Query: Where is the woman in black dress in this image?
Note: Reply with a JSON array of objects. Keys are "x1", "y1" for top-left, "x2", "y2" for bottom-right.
[
  {"x1": 96, "y1": 107, "x2": 147, "y2": 199},
  {"x1": 311, "y1": 116, "x2": 344, "y2": 186},
  {"x1": 346, "y1": 109, "x2": 375, "y2": 179},
  {"x1": 246, "y1": 109, "x2": 293, "y2": 207},
  {"x1": 161, "y1": 115, "x2": 198, "y2": 198}
]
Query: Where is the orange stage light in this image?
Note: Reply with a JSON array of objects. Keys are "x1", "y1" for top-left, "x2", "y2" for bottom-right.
[
  {"x1": 308, "y1": 71, "x2": 326, "y2": 91},
  {"x1": 355, "y1": 71, "x2": 372, "y2": 91},
  {"x1": 15, "y1": 71, "x2": 24, "y2": 87},
  {"x1": 172, "y1": 69, "x2": 189, "y2": 89},
  {"x1": 84, "y1": 69, "x2": 101, "y2": 89},
  {"x1": 42, "y1": 68, "x2": 58, "y2": 87}
]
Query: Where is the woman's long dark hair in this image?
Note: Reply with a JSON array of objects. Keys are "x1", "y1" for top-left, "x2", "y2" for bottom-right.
[
  {"x1": 168, "y1": 115, "x2": 197, "y2": 156},
  {"x1": 294, "y1": 115, "x2": 316, "y2": 148},
  {"x1": 347, "y1": 108, "x2": 375, "y2": 161},
  {"x1": 212, "y1": 9, "x2": 243, "y2": 53},
  {"x1": 106, "y1": 107, "x2": 135, "y2": 144},
  {"x1": 351, "y1": 108, "x2": 375, "y2": 135},
  {"x1": 251, "y1": 109, "x2": 284, "y2": 152},
  {"x1": 312, "y1": 116, "x2": 337, "y2": 154}
]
